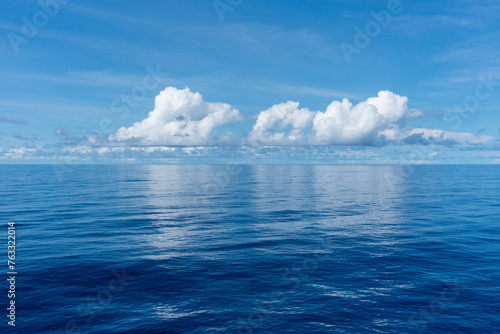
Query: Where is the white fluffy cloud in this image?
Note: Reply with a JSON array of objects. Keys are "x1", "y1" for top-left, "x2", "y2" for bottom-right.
[
  {"x1": 109, "y1": 87, "x2": 492, "y2": 148},
  {"x1": 110, "y1": 87, "x2": 242, "y2": 145},
  {"x1": 313, "y1": 91, "x2": 409, "y2": 145},
  {"x1": 249, "y1": 101, "x2": 315, "y2": 145},
  {"x1": 250, "y1": 90, "x2": 410, "y2": 145}
]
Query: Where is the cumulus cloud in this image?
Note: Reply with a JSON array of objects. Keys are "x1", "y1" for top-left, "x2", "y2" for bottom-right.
[
  {"x1": 250, "y1": 90, "x2": 411, "y2": 145},
  {"x1": 107, "y1": 87, "x2": 491, "y2": 148},
  {"x1": 110, "y1": 87, "x2": 242, "y2": 145},
  {"x1": 313, "y1": 91, "x2": 409, "y2": 145},
  {"x1": 249, "y1": 101, "x2": 315, "y2": 145}
]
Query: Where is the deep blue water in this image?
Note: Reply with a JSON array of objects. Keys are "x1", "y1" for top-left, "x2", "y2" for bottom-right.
[{"x1": 1, "y1": 164, "x2": 499, "y2": 333}]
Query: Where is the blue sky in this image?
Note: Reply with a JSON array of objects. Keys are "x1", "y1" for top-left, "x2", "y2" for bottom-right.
[{"x1": 1, "y1": 0, "x2": 499, "y2": 163}]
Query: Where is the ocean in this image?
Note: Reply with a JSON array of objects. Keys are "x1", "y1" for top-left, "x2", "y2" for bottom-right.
[{"x1": 1, "y1": 164, "x2": 499, "y2": 333}]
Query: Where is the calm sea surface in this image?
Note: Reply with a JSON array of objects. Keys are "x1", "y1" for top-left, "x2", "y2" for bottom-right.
[{"x1": 1, "y1": 165, "x2": 499, "y2": 333}]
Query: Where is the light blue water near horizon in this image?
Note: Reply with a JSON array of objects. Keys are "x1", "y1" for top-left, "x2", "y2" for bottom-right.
[{"x1": 1, "y1": 164, "x2": 499, "y2": 333}]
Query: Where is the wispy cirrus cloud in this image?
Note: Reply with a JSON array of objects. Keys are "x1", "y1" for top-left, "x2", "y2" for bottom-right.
[
  {"x1": 3, "y1": 71, "x2": 154, "y2": 88},
  {"x1": 260, "y1": 82, "x2": 362, "y2": 100}
]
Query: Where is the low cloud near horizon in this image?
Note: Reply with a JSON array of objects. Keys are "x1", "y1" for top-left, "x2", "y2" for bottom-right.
[
  {"x1": 109, "y1": 87, "x2": 492, "y2": 147},
  {"x1": 110, "y1": 87, "x2": 242, "y2": 145}
]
